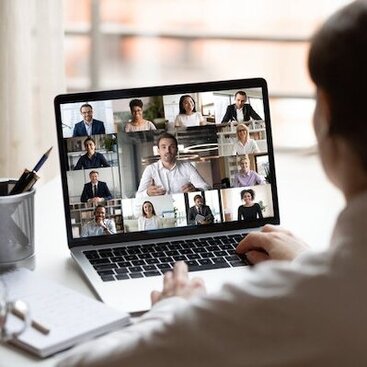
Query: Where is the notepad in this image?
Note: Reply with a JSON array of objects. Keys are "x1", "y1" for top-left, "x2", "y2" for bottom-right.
[{"x1": 2, "y1": 268, "x2": 130, "y2": 357}]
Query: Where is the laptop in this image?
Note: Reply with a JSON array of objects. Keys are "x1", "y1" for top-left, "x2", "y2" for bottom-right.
[{"x1": 54, "y1": 78, "x2": 279, "y2": 314}]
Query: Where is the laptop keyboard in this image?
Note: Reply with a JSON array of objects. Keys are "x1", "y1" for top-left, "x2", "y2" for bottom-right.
[{"x1": 83, "y1": 234, "x2": 249, "y2": 282}]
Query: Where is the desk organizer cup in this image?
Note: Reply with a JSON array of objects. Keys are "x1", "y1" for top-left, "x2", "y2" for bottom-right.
[{"x1": 0, "y1": 180, "x2": 35, "y2": 271}]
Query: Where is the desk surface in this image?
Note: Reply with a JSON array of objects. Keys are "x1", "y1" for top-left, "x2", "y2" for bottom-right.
[{"x1": 0, "y1": 150, "x2": 344, "y2": 366}]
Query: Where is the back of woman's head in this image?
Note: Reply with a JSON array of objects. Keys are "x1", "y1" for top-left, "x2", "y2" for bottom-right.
[{"x1": 308, "y1": 0, "x2": 367, "y2": 170}]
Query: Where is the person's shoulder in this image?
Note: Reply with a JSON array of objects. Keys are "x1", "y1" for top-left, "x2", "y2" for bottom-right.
[{"x1": 93, "y1": 119, "x2": 105, "y2": 124}]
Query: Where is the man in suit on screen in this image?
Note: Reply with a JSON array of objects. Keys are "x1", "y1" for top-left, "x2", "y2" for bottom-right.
[
  {"x1": 80, "y1": 170, "x2": 112, "y2": 203},
  {"x1": 73, "y1": 103, "x2": 106, "y2": 137},
  {"x1": 187, "y1": 194, "x2": 214, "y2": 225}
]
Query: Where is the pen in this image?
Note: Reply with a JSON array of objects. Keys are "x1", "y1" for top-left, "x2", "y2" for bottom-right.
[
  {"x1": 9, "y1": 147, "x2": 52, "y2": 195},
  {"x1": 32, "y1": 146, "x2": 53, "y2": 173}
]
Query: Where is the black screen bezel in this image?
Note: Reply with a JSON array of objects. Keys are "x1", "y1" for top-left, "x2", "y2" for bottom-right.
[{"x1": 54, "y1": 78, "x2": 280, "y2": 249}]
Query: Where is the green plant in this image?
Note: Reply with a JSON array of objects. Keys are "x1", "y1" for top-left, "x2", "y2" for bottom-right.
[
  {"x1": 258, "y1": 200, "x2": 267, "y2": 213},
  {"x1": 144, "y1": 96, "x2": 164, "y2": 122}
]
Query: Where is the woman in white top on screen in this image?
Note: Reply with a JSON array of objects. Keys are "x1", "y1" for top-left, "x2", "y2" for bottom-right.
[
  {"x1": 174, "y1": 95, "x2": 204, "y2": 128},
  {"x1": 137, "y1": 201, "x2": 162, "y2": 231},
  {"x1": 232, "y1": 123, "x2": 259, "y2": 155},
  {"x1": 125, "y1": 99, "x2": 157, "y2": 132}
]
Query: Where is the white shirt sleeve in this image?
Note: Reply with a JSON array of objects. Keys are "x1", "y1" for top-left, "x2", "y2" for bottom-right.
[
  {"x1": 136, "y1": 165, "x2": 154, "y2": 197},
  {"x1": 57, "y1": 253, "x2": 345, "y2": 367},
  {"x1": 184, "y1": 162, "x2": 211, "y2": 191}
]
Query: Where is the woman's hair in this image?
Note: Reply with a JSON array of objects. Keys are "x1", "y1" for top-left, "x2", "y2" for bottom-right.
[
  {"x1": 308, "y1": 0, "x2": 367, "y2": 171},
  {"x1": 141, "y1": 201, "x2": 156, "y2": 217},
  {"x1": 236, "y1": 123, "x2": 249, "y2": 142},
  {"x1": 178, "y1": 95, "x2": 196, "y2": 115},
  {"x1": 129, "y1": 99, "x2": 144, "y2": 112},
  {"x1": 241, "y1": 189, "x2": 255, "y2": 200}
]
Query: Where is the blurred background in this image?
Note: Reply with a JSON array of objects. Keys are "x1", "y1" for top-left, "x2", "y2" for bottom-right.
[{"x1": 0, "y1": 0, "x2": 353, "y2": 183}]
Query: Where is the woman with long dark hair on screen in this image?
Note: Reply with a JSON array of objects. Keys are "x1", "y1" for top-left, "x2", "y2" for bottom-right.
[
  {"x1": 137, "y1": 201, "x2": 162, "y2": 231},
  {"x1": 174, "y1": 95, "x2": 204, "y2": 128}
]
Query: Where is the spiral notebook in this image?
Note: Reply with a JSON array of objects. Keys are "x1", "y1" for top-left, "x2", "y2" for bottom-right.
[{"x1": 2, "y1": 268, "x2": 130, "y2": 358}]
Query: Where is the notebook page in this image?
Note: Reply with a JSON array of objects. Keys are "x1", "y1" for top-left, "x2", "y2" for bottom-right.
[{"x1": 2, "y1": 268, "x2": 130, "y2": 357}]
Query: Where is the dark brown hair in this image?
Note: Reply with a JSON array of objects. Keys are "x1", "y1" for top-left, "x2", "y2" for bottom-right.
[{"x1": 308, "y1": 1, "x2": 367, "y2": 170}]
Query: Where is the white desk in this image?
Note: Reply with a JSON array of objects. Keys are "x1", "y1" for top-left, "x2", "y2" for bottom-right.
[{"x1": 0, "y1": 150, "x2": 344, "y2": 366}]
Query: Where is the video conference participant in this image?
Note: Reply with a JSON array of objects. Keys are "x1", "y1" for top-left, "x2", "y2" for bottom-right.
[
  {"x1": 232, "y1": 123, "x2": 259, "y2": 155},
  {"x1": 174, "y1": 95, "x2": 205, "y2": 128},
  {"x1": 125, "y1": 99, "x2": 157, "y2": 132},
  {"x1": 74, "y1": 137, "x2": 110, "y2": 170},
  {"x1": 136, "y1": 132, "x2": 211, "y2": 197},
  {"x1": 221, "y1": 90, "x2": 261, "y2": 123},
  {"x1": 73, "y1": 103, "x2": 106, "y2": 137},
  {"x1": 187, "y1": 194, "x2": 214, "y2": 225},
  {"x1": 138, "y1": 201, "x2": 162, "y2": 230},
  {"x1": 237, "y1": 188, "x2": 263, "y2": 221},
  {"x1": 233, "y1": 155, "x2": 265, "y2": 187},
  {"x1": 81, "y1": 205, "x2": 116, "y2": 237},
  {"x1": 80, "y1": 170, "x2": 112, "y2": 203}
]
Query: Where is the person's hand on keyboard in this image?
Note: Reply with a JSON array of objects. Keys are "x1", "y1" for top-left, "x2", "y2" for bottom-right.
[
  {"x1": 236, "y1": 224, "x2": 309, "y2": 265},
  {"x1": 150, "y1": 261, "x2": 206, "y2": 305}
]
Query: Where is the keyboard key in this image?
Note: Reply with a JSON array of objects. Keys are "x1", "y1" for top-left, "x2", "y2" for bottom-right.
[
  {"x1": 99, "y1": 251, "x2": 114, "y2": 258},
  {"x1": 198, "y1": 259, "x2": 213, "y2": 265},
  {"x1": 132, "y1": 260, "x2": 145, "y2": 266},
  {"x1": 187, "y1": 254, "x2": 200, "y2": 260},
  {"x1": 166, "y1": 250, "x2": 179, "y2": 256},
  {"x1": 109, "y1": 256, "x2": 124, "y2": 262},
  {"x1": 172, "y1": 255, "x2": 187, "y2": 261},
  {"x1": 157, "y1": 263, "x2": 172, "y2": 270},
  {"x1": 117, "y1": 261, "x2": 132, "y2": 268},
  {"x1": 186, "y1": 260, "x2": 199, "y2": 267},
  {"x1": 130, "y1": 272, "x2": 144, "y2": 279},
  {"x1": 179, "y1": 249, "x2": 193, "y2": 255},
  {"x1": 188, "y1": 262, "x2": 230, "y2": 272},
  {"x1": 143, "y1": 265, "x2": 157, "y2": 271},
  {"x1": 139, "y1": 253, "x2": 153, "y2": 260},
  {"x1": 145, "y1": 258, "x2": 160, "y2": 264},
  {"x1": 84, "y1": 251, "x2": 99, "y2": 259},
  {"x1": 129, "y1": 266, "x2": 143, "y2": 272},
  {"x1": 97, "y1": 270, "x2": 114, "y2": 276},
  {"x1": 193, "y1": 248, "x2": 207, "y2": 254},
  {"x1": 213, "y1": 251, "x2": 227, "y2": 257},
  {"x1": 115, "y1": 268, "x2": 129, "y2": 274},
  {"x1": 116, "y1": 273, "x2": 130, "y2": 280},
  {"x1": 160, "y1": 256, "x2": 173, "y2": 263},
  {"x1": 101, "y1": 275, "x2": 115, "y2": 282},
  {"x1": 94, "y1": 263, "x2": 118, "y2": 271},
  {"x1": 230, "y1": 261, "x2": 246, "y2": 267},
  {"x1": 144, "y1": 271, "x2": 161, "y2": 277},
  {"x1": 125, "y1": 255, "x2": 138, "y2": 261},
  {"x1": 90, "y1": 258, "x2": 111, "y2": 265},
  {"x1": 127, "y1": 247, "x2": 141, "y2": 255},
  {"x1": 212, "y1": 257, "x2": 227, "y2": 264}
]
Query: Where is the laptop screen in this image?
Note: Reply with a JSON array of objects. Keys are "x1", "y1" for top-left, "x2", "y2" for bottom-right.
[{"x1": 54, "y1": 78, "x2": 279, "y2": 248}]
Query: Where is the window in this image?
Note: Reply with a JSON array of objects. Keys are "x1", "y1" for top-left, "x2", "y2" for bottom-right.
[{"x1": 63, "y1": 0, "x2": 353, "y2": 148}]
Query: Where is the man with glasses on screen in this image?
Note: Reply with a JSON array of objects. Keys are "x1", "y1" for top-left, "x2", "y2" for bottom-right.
[{"x1": 73, "y1": 103, "x2": 106, "y2": 137}]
